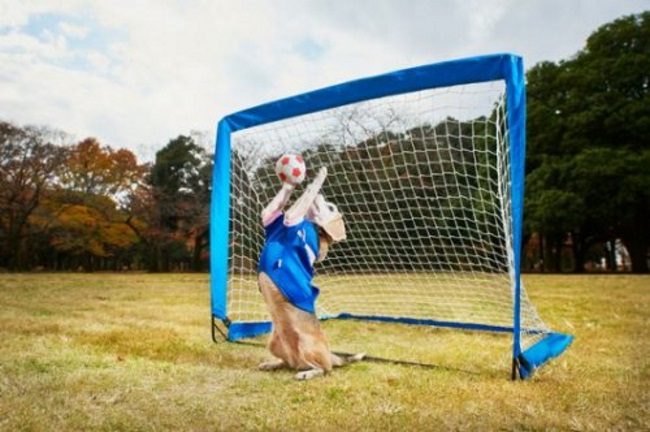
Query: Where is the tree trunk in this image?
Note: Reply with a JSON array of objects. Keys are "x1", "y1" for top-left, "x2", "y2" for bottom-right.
[
  {"x1": 161, "y1": 244, "x2": 171, "y2": 272},
  {"x1": 7, "y1": 235, "x2": 27, "y2": 271},
  {"x1": 539, "y1": 233, "x2": 547, "y2": 272},
  {"x1": 147, "y1": 243, "x2": 160, "y2": 272},
  {"x1": 622, "y1": 237, "x2": 649, "y2": 273},
  {"x1": 570, "y1": 231, "x2": 586, "y2": 273},
  {"x1": 605, "y1": 238, "x2": 617, "y2": 271},
  {"x1": 191, "y1": 229, "x2": 208, "y2": 272}
]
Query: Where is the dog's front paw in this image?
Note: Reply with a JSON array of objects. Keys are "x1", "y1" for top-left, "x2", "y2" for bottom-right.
[{"x1": 294, "y1": 368, "x2": 325, "y2": 380}]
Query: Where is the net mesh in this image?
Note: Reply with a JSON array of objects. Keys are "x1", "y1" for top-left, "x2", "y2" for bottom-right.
[{"x1": 227, "y1": 80, "x2": 549, "y2": 352}]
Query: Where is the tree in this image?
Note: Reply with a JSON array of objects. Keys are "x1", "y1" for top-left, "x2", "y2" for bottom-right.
[
  {"x1": 42, "y1": 191, "x2": 139, "y2": 271},
  {"x1": 525, "y1": 12, "x2": 650, "y2": 272},
  {"x1": 0, "y1": 121, "x2": 65, "y2": 270},
  {"x1": 148, "y1": 135, "x2": 211, "y2": 272},
  {"x1": 566, "y1": 12, "x2": 650, "y2": 272},
  {"x1": 57, "y1": 138, "x2": 147, "y2": 202},
  {"x1": 36, "y1": 138, "x2": 148, "y2": 271}
]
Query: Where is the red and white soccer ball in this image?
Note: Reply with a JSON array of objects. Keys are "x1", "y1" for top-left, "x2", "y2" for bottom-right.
[{"x1": 275, "y1": 154, "x2": 306, "y2": 185}]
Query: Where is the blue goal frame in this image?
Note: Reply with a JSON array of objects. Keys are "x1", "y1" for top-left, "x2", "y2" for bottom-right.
[{"x1": 210, "y1": 53, "x2": 573, "y2": 379}]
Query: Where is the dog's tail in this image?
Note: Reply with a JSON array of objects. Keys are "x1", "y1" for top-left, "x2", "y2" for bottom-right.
[
  {"x1": 345, "y1": 352, "x2": 366, "y2": 364},
  {"x1": 332, "y1": 352, "x2": 365, "y2": 367}
]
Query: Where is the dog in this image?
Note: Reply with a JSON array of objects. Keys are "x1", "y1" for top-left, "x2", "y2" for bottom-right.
[{"x1": 257, "y1": 167, "x2": 364, "y2": 380}]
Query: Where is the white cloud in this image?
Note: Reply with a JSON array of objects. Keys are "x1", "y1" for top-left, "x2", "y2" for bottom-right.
[
  {"x1": 0, "y1": 1, "x2": 39, "y2": 28},
  {"x1": 59, "y1": 21, "x2": 89, "y2": 39},
  {"x1": 0, "y1": 0, "x2": 648, "y2": 161}
]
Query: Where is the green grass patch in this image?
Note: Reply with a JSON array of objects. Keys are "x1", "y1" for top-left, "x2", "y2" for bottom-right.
[{"x1": 1, "y1": 273, "x2": 648, "y2": 430}]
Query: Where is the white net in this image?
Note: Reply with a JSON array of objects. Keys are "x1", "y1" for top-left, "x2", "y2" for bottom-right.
[{"x1": 227, "y1": 80, "x2": 549, "y2": 353}]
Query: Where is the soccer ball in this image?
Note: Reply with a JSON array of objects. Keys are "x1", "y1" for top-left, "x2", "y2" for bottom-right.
[{"x1": 275, "y1": 154, "x2": 306, "y2": 185}]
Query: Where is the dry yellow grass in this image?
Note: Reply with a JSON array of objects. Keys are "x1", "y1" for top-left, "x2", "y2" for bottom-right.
[{"x1": 0, "y1": 273, "x2": 648, "y2": 431}]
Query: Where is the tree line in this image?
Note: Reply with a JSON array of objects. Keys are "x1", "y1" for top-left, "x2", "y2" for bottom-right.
[
  {"x1": 525, "y1": 11, "x2": 649, "y2": 272},
  {"x1": 1, "y1": 12, "x2": 648, "y2": 273},
  {"x1": 0, "y1": 125, "x2": 212, "y2": 272}
]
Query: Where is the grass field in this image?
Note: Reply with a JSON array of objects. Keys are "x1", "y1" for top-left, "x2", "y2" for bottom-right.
[{"x1": 1, "y1": 273, "x2": 648, "y2": 431}]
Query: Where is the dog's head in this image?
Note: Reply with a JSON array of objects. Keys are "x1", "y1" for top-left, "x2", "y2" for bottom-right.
[{"x1": 307, "y1": 194, "x2": 346, "y2": 262}]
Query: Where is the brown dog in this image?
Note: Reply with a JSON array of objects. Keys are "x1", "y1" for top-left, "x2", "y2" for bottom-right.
[
  {"x1": 258, "y1": 273, "x2": 363, "y2": 380},
  {"x1": 257, "y1": 167, "x2": 364, "y2": 380}
]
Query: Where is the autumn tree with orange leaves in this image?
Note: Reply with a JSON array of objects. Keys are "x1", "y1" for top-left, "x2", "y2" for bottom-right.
[{"x1": 43, "y1": 138, "x2": 148, "y2": 270}]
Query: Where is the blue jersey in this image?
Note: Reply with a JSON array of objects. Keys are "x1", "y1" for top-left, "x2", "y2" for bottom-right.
[{"x1": 258, "y1": 213, "x2": 321, "y2": 313}]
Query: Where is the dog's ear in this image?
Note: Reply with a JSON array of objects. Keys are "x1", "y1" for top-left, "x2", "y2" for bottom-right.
[
  {"x1": 312, "y1": 198, "x2": 346, "y2": 242},
  {"x1": 316, "y1": 232, "x2": 331, "y2": 262}
]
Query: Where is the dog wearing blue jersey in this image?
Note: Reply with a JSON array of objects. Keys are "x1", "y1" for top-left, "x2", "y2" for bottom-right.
[{"x1": 257, "y1": 167, "x2": 364, "y2": 380}]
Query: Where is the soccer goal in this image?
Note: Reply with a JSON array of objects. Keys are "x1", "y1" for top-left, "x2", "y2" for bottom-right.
[{"x1": 210, "y1": 53, "x2": 573, "y2": 379}]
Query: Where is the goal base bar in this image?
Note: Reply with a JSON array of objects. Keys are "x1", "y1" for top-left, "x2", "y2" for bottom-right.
[
  {"x1": 516, "y1": 332, "x2": 574, "y2": 379},
  {"x1": 219, "y1": 313, "x2": 554, "y2": 341},
  {"x1": 226, "y1": 320, "x2": 272, "y2": 341},
  {"x1": 220, "y1": 315, "x2": 517, "y2": 342}
]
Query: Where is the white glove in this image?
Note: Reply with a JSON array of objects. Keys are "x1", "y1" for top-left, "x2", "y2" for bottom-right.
[
  {"x1": 284, "y1": 167, "x2": 327, "y2": 226},
  {"x1": 261, "y1": 182, "x2": 295, "y2": 226}
]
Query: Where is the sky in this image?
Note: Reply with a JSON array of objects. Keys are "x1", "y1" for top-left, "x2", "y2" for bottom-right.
[{"x1": 1, "y1": 0, "x2": 648, "y2": 161}]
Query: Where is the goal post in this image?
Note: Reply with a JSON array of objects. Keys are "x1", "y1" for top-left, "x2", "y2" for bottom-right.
[{"x1": 210, "y1": 53, "x2": 573, "y2": 379}]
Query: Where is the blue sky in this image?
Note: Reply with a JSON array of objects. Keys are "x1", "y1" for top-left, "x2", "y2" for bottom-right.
[
  {"x1": 0, "y1": 0, "x2": 648, "y2": 160},
  {"x1": 16, "y1": 12, "x2": 122, "y2": 77}
]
